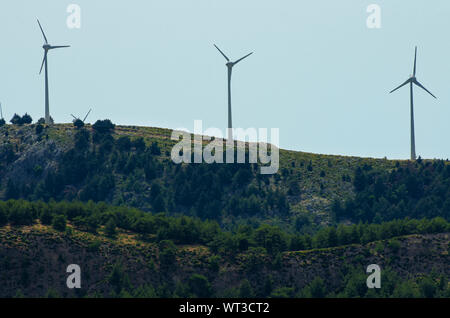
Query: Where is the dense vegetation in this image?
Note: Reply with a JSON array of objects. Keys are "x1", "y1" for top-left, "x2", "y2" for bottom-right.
[
  {"x1": 1, "y1": 199, "x2": 449, "y2": 298},
  {"x1": 2, "y1": 122, "x2": 449, "y2": 231},
  {"x1": 1, "y1": 199, "x2": 449, "y2": 256},
  {"x1": 26, "y1": 268, "x2": 449, "y2": 298},
  {"x1": 1, "y1": 125, "x2": 289, "y2": 227},
  {"x1": 334, "y1": 161, "x2": 450, "y2": 223}
]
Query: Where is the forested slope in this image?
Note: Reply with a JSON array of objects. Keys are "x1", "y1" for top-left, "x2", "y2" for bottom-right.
[{"x1": 1, "y1": 122, "x2": 449, "y2": 298}]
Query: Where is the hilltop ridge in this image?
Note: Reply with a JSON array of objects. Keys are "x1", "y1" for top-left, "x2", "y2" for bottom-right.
[{"x1": 0, "y1": 123, "x2": 399, "y2": 229}]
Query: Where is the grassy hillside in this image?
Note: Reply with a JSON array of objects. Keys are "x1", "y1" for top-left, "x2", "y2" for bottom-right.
[{"x1": 0, "y1": 123, "x2": 399, "y2": 230}]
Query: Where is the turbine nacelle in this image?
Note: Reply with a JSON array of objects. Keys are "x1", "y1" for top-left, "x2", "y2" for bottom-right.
[
  {"x1": 214, "y1": 44, "x2": 253, "y2": 68},
  {"x1": 37, "y1": 20, "x2": 70, "y2": 74},
  {"x1": 390, "y1": 47, "x2": 436, "y2": 99}
]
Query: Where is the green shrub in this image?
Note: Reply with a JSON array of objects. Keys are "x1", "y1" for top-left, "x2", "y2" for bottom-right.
[
  {"x1": 188, "y1": 274, "x2": 212, "y2": 298},
  {"x1": 52, "y1": 215, "x2": 67, "y2": 232}
]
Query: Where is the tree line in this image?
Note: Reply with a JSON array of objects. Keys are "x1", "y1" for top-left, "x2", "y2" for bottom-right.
[
  {"x1": 0, "y1": 199, "x2": 449, "y2": 256},
  {"x1": 333, "y1": 160, "x2": 450, "y2": 223}
]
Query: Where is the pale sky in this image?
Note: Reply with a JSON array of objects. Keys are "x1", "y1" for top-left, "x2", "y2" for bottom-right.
[{"x1": 1, "y1": 1, "x2": 449, "y2": 160}]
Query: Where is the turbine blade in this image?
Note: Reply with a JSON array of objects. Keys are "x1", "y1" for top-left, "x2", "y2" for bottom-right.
[
  {"x1": 413, "y1": 46, "x2": 417, "y2": 76},
  {"x1": 83, "y1": 109, "x2": 92, "y2": 122},
  {"x1": 414, "y1": 80, "x2": 437, "y2": 99},
  {"x1": 233, "y1": 52, "x2": 253, "y2": 65},
  {"x1": 389, "y1": 79, "x2": 411, "y2": 94},
  {"x1": 39, "y1": 52, "x2": 47, "y2": 74},
  {"x1": 37, "y1": 19, "x2": 48, "y2": 44},
  {"x1": 71, "y1": 114, "x2": 78, "y2": 120},
  {"x1": 49, "y1": 45, "x2": 71, "y2": 50},
  {"x1": 214, "y1": 44, "x2": 230, "y2": 61}
]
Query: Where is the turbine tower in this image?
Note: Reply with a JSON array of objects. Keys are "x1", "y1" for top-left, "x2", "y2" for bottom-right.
[
  {"x1": 37, "y1": 19, "x2": 70, "y2": 125},
  {"x1": 214, "y1": 44, "x2": 253, "y2": 140},
  {"x1": 389, "y1": 46, "x2": 436, "y2": 161}
]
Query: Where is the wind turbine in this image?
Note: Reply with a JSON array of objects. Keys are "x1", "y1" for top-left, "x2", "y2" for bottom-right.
[
  {"x1": 37, "y1": 19, "x2": 70, "y2": 125},
  {"x1": 70, "y1": 109, "x2": 92, "y2": 128},
  {"x1": 71, "y1": 108, "x2": 92, "y2": 123},
  {"x1": 214, "y1": 44, "x2": 253, "y2": 140},
  {"x1": 389, "y1": 46, "x2": 436, "y2": 161}
]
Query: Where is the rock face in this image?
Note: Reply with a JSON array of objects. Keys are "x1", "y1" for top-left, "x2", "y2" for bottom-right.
[
  {"x1": 0, "y1": 125, "x2": 70, "y2": 188},
  {"x1": 5, "y1": 140, "x2": 64, "y2": 184}
]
